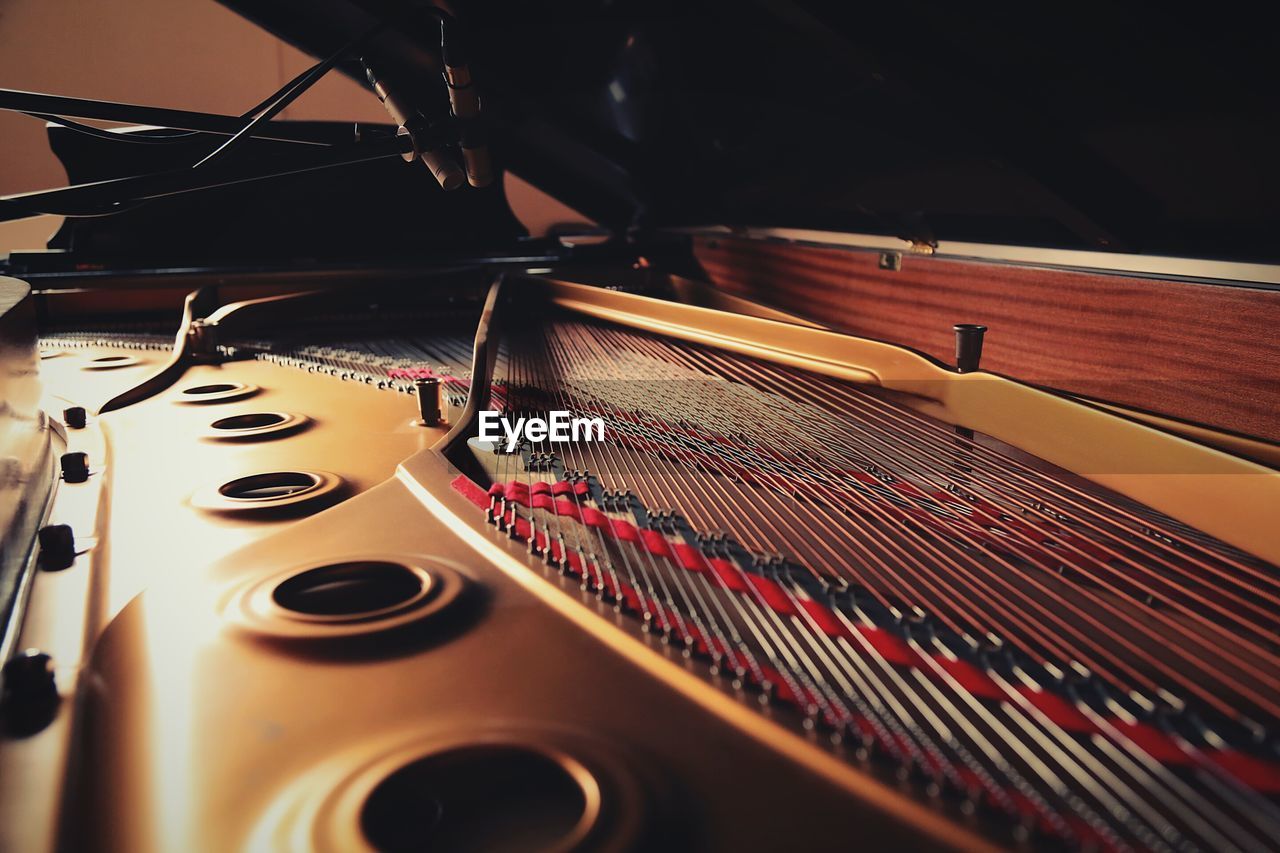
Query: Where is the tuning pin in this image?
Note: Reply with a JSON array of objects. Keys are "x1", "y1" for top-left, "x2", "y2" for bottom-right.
[
  {"x1": 414, "y1": 376, "x2": 442, "y2": 426},
  {"x1": 953, "y1": 323, "x2": 987, "y2": 373}
]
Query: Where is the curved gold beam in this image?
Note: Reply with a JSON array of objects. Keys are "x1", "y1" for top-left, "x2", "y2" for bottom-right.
[
  {"x1": 96, "y1": 288, "x2": 326, "y2": 414},
  {"x1": 97, "y1": 286, "x2": 213, "y2": 414}
]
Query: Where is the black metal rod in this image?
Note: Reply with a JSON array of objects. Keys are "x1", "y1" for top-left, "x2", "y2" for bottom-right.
[
  {"x1": 0, "y1": 87, "x2": 347, "y2": 146},
  {"x1": 0, "y1": 136, "x2": 412, "y2": 224}
]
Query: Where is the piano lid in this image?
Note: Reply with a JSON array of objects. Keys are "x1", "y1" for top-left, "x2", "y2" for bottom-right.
[{"x1": 218, "y1": 0, "x2": 1280, "y2": 262}]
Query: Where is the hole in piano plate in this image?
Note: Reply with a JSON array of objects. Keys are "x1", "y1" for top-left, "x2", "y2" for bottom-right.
[
  {"x1": 177, "y1": 381, "x2": 260, "y2": 404},
  {"x1": 226, "y1": 556, "x2": 469, "y2": 644},
  {"x1": 184, "y1": 383, "x2": 240, "y2": 395},
  {"x1": 273, "y1": 561, "x2": 424, "y2": 617},
  {"x1": 360, "y1": 745, "x2": 592, "y2": 853},
  {"x1": 204, "y1": 410, "x2": 310, "y2": 440},
  {"x1": 195, "y1": 469, "x2": 343, "y2": 514},
  {"x1": 219, "y1": 471, "x2": 321, "y2": 500},
  {"x1": 82, "y1": 354, "x2": 140, "y2": 370},
  {"x1": 211, "y1": 412, "x2": 288, "y2": 430}
]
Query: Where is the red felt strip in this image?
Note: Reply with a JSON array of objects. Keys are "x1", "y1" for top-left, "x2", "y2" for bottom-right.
[
  {"x1": 745, "y1": 575, "x2": 798, "y2": 616},
  {"x1": 606, "y1": 575, "x2": 644, "y2": 613},
  {"x1": 1108, "y1": 720, "x2": 1190, "y2": 765},
  {"x1": 848, "y1": 714, "x2": 877, "y2": 741},
  {"x1": 609, "y1": 518, "x2": 641, "y2": 542},
  {"x1": 450, "y1": 475, "x2": 491, "y2": 509},
  {"x1": 722, "y1": 650, "x2": 755, "y2": 679},
  {"x1": 954, "y1": 766, "x2": 984, "y2": 793},
  {"x1": 673, "y1": 543, "x2": 712, "y2": 573},
  {"x1": 582, "y1": 559, "x2": 602, "y2": 589},
  {"x1": 389, "y1": 367, "x2": 454, "y2": 381},
  {"x1": 477, "y1": 474, "x2": 1280, "y2": 796},
  {"x1": 1016, "y1": 686, "x2": 1096, "y2": 734},
  {"x1": 797, "y1": 598, "x2": 848, "y2": 638},
  {"x1": 639, "y1": 528, "x2": 675, "y2": 560},
  {"x1": 760, "y1": 664, "x2": 816, "y2": 711},
  {"x1": 499, "y1": 480, "x2": 591, "y2": 498},
  {"x1": 932, "y1": 656, "x2": 1005, "y2": 701},
  {"x1": 708, "y1": 558, "x2": 749, "y2": 592},
  {"x1": 854, "y1": 626, "x2": 924, "y2": 668},
  {"x1": 1206, "y1": 750, "x2": 1280, "y2": 793},
  {"x1": 889, "y1": 480, "x2": 927, "y2": 498}
]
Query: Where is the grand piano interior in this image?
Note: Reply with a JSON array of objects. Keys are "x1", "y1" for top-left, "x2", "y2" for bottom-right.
[{"x1": 2, "y1": 2, "x2": 1279, "y2": 851}]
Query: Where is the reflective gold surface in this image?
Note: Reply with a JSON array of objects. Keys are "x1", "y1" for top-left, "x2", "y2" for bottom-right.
[
  {"x1": 8, "y1": 316, "x2": 979, "y2": 851},
  {"x1": 2, "y1": 348, "x2": 445, "y2": 853},
  {"x1": 9, "y1": 279, "x2": 1277, "y2": 852}
]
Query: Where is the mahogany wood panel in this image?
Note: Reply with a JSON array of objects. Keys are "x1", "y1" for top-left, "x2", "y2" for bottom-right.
[{"x1": 694, "y1": 236, "x2": 1280, "y2": 444}]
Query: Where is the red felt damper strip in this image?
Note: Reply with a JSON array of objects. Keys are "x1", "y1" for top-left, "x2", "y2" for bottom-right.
[
  {"x1": 797, "y1": 598, "x2": 849, "y2": 638},
  {"x1": 609, "y1": 518, "x2": 642, "y2": 542},
  {"x1": 616, "y1": 582, "x2": 644, "y2": 614},
  {"x1": 745, "y1": 575, "x2": 798, "y2": 616},
  {"x1": 854, "y1": 626, "x2": 924, "y2": 668},
  {"x1": 1016, "y1": 686, "x2": 1097, "y2": 734},
  {"x1": 708, "y1": 558, "x2": 750, "y2": 592},
  {"x1": 931, "y1": 657, "x2": 1005, "y2": 701},
  {"x1": 760, "y1": 664, "x2": 817, "y2": 712},
  {"x1": 1206, "y1": 750, "x2": 1280, "y2": 793},
  {"x1": 848, "y1": 714, "x2": 877, "y2": 741},
  {"x1": 451, "y1": 475, "x2": 491, "y2": 509},
  {"x1": 388, "y1": 367, "x2": 464, "y2": 382},
  {"x1": 469, "y1": 473, "x2": 1280, "y2": 800},
  {"x1": 497, "y1": 480, "x2": 591, "y2": 499},
  {"x1": 639, "y1": 528, "x2": 675, "y2": 560},
  {"x1": 578, "y1": 505, "x2": 610, "y2": 528},
  {"x1": 1108, "y1": 720, "x2": 1190, "y2": 765},
  {"x1": 673, "y1": 543, "x2": 712, "y2": 573},
  {"x1": 582, "y1": 559, "x2": 603, "y2": 589}
]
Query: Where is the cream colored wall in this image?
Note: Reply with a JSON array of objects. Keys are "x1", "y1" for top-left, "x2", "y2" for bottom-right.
[
  {"x1": 0, "y1": 0, "x2": 591, "y2": 251},
  {"x1": 0, "y1": 0, "x2": 386, "y2": 194}
]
